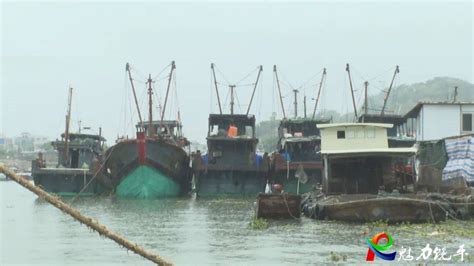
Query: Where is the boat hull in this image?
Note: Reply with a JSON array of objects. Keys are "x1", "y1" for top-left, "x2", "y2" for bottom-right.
[
  {"x1": 256, "y1": 193, "x2": 301, "y2": 219},
  {"x1": 102, "y1": 138, "x2": 190, "y2": 198},
  {"x1": 272, "y1": 156, "x2": 323, "y2": 194},
  {"x1": 306, "y1": 196, "x2": 447, "y2": 223},
  {"x1": 195, "y1": 169, "x2": 266, "y2": 196},
  {"x1": 32, "y1": 168, "x2": 98, "y2": 196}
]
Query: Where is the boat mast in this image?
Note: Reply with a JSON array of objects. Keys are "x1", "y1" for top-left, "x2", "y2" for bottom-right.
[
  {"x1": 312, "y1": 68, "x2": 326, "y2": 119},
  {"x1": 346, "y1": 64, "x2": 358, "y2": 120},
  {"x1": 304, "y1": 96, "x2": 307, "y2": 118},
  {"x1": 64, "y1": 87, "x2": 73, "y2": 164},
  {"x1": 125, "y1": 63, "x2": 144, "y2": 129},
  {"x1": 273, "y1": 65, "x2": 287, "y2": 119},
  {"x1": 293, "y1": 89, "x2": 299, "y2": 118},
  {"x1": 229, "y1": 85, "x2": 236, "y2": 115},
  {"x1": 246, "y1": 65, "x2": 263, "y2": 116},
  {"x1": 160, "y1": 61, "x2": 176, "y2": 130},
  {"x1": 147, "y1": 74, "x2": 154, "y2": 136},
  {"x1": 210, "y1": 63, "x2": 223, "y2": 114},
  {"x1": 380, "y1": 65, "x2": 400, "y2": 116},
  {"x1": 363, "y1": 81, "x2": 369, "y2": 122}
]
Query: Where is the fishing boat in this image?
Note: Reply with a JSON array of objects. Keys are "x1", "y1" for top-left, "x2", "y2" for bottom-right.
[
  {"x1": 193, "y1": 64, "x2": 267, "y2": 196},
  {"x1": 270, "y1": 66, "x2": 330, "y2": 194},
  {"x1": 99, "y1": 62, "x2": 191, "y2": 198},
  {"x1": 32, "y1": 87, "x2": 106, "y2": 196}
]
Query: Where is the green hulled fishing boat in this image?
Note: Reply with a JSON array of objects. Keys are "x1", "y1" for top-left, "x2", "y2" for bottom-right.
[{"x1": 100, "y1": 62, "x2": 191, "y2": 198}]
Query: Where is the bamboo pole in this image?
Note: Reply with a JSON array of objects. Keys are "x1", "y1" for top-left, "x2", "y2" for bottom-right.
[{"x1": 0, "y1": 165, "x2": 173, "y2": 266}]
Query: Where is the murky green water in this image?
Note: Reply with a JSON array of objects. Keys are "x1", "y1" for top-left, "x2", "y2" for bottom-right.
[{"x1": 1, "y1": 181, "x2": 473, "y2": 265}]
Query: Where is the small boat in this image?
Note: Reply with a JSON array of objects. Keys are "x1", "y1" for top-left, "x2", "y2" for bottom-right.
[
  {"x1": 32, "y1": 87, "x2": 105, "y2": 196},
  {"x1": 304, "y1": 194, "x2": 448, "y2": 223},
  {"x1": 256, "y1": 192, "x2": 301, "y2": 219},
  {"x1": 99, "y1": 62, "x2": 191, "y2": 198}
]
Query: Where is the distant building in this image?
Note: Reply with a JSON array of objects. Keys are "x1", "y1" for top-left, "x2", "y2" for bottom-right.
[
  {"x1": 403, "y1": 102, "x2": 474, "y2": 141},
  {"x1": 11, "y1": 133, "x2": 51, "y2": 152}
]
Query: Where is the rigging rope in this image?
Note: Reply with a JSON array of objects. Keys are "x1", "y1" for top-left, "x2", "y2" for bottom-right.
[
  {"x1": 152, "y1": 62, "x2": 173, "y2": 81},
  {"x1": 213, "y1": 64, "x2": 231, "y2": 86},
  {"x1": 234, "y1": 92, "x2": 243, "y2": 113},
  {"x1": 235, "y1": 66, "x2": 260, "y2": 86}
]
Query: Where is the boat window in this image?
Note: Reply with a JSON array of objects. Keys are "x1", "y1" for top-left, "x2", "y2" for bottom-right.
[
  {"x1": 462, "y1": 113, "x2": 473, "y2": 132},
  {"x1": 337, "y1": 130, "x2": 345, "y2": 139}
]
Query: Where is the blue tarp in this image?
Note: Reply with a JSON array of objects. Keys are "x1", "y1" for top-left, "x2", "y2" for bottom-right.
[{"x1": 443, "y1": 135, "x2": 474, "y2": 182}]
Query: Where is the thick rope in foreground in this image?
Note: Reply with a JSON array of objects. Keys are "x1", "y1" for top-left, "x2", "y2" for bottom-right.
[{"x1": 0, "y1": 165, "x2": 173, "y2": 266}]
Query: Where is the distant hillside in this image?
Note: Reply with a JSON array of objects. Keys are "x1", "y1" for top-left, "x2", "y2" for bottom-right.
[
  {"x1": 369, "y1": 77, "x2": 474, "y2": 115},
  {"x1": 256, "y1": 77, "x2": 474, "y2": 152}
]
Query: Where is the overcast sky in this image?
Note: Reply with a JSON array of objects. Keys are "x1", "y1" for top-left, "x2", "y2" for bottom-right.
[{"x1": 1, "y1": 1, "x2": 473, "y2": 143}]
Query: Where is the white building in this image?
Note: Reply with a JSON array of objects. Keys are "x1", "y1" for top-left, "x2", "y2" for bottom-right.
[{"x1": 403, "y1": 102, "x2": 474, "y2": 141}]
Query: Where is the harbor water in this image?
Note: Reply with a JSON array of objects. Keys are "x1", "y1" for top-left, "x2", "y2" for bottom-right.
[{"x1": 1, "y1": 181, "x2": 473, "y2": 265}]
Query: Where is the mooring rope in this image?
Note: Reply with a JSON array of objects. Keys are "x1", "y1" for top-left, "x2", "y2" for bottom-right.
[
  {"x1": 282, "y1": 193, "x2": 299, "y2": 220},
  {"x1": 0, "y1": 164, "x2": 173, "y2": 266}
]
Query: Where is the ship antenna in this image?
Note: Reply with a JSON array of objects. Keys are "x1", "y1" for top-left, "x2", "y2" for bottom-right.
[
  {"x1": 346, "y1": 63, "x2": 358, "y2": 120},
  {"x1": 293, "y1": 89, "x2": 299, "y2": 118},
  {"x1": 229, "y1": 85, "x2": 236, "y2": 114},
  {"x1": 363, "y1": 81, "x2": 369, "y2": 121},
  {"x1": 304, "y1": 95, "x2": 307, "y2": 118},
  {"x1": 453, "y1": 86, "x2": 458, "y2": 103},
  {"x1": 64, "y1": 87, "x2": 73, "y2": 165},
  {"x1": 125, "y1": 63, "x2": 144, "y2": 130},
  {"x1": 147, "y1": 74, "x2": 154, "y2": 136},
  {"x1": 380, "y1": 65, "x2": 400, "y2": 116},
  {"x1": 312, "y1": 68, "x2": 326, "y2": 119},
  {"x1": 274, "y1": 65, "x2": 287, "y2": 119},
  {"x1": 211, "y1": 63, "x2": 223, "y2": 114},
  {"x1": 246, "y1": 65, "x2": 263, "y2": 115}
]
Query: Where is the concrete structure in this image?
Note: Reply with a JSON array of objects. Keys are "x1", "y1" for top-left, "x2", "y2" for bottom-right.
[{"x1": 403, "y1": 102, "x2": 474, "y2": 141}]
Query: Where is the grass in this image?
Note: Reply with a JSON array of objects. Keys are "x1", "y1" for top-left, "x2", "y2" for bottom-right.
[{"x1": 249, "y1": 217, "x2": 269, "y2": 230}]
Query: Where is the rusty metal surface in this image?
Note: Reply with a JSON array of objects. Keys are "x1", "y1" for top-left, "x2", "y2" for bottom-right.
[{"x1": 256, "y1": 193, "x2": 301, "y2": 219}]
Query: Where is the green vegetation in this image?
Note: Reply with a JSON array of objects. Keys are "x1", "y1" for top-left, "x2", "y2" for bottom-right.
[
  {"x1": 329, "y1": 251, "x2": 347, "y2": 262},
  {"x1": 363, "y1": 219, "x2": 474, "y2": 240},
  {"x1": 249, "y1": 217, "x2": 269, "y2": 230}
]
